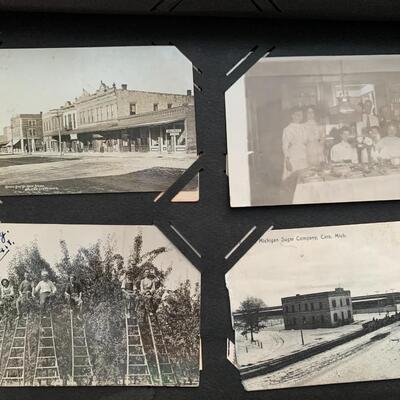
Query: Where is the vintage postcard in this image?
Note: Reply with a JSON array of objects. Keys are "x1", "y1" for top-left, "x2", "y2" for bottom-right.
[
  {"x1": 226, "y1": 54, "x2": 400, "y2": 206},
  {"x1": 0, "y1": 46, "x2": 197, "y2": 197},
  {"x1": 226, "y1": 222, "x2": 400, "y2": 390},
  {"x1": 0, "y1": 224, "x2": 200, "y2": 386}
]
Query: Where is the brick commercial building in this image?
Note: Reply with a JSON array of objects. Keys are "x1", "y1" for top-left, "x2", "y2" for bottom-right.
[
  {"x1": 282, "y1": 288, "x2": 353, "y2": 330},
  {"x1": 2, "y1": 114, "x2": 43, "y2": 153},
  {"x1": 41, "y1": 82, "x2": 196, "y2": 154}
]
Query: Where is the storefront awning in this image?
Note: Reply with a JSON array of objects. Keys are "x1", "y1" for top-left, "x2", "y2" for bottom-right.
[{"x1": 3, "y1": 139, "x2": 20, "y2": 147}]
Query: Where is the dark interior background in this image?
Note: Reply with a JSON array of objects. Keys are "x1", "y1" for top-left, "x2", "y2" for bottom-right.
[{"x1": 2, "y1": 8, "x2": 400, "y2": 400}]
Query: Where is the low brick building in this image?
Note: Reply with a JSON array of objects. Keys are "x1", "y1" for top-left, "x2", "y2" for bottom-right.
[{"x1": 282, "y1": 288, "x2": 353, "y2": 330}]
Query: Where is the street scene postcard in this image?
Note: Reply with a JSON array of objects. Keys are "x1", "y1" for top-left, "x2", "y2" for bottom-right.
[
  {"x1": 0, "y1": 46, "x2": 197, "y2": 197},
  {"x1": 226, "y1": 222, "x2": 400, "y2": 390},
  {"x1": 0, "y1": 223, "x2": 200, "y2": 386}
]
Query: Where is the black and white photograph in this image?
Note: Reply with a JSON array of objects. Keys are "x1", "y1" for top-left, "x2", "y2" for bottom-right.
[
  {"x1": 226, "y1": 222, "x2": 400, "y2": 390},
  {"x1": 226, "y1": 55, "x2": 400, "y2": 207},
  {"x1": 0, "y1": 223, "x2": 200, "y2": 386},
  {"x1": 0, "y1": 46, "x2": 197, "y2": 197}
]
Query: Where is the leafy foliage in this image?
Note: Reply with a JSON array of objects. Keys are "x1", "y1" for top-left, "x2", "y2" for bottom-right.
[
  {"x1": 236, "y1": 297, "x2": 266, "y2": 342},
  {"x1": 0, "y1": 232, "x2": 200, "y2": 386},
  {"x1": 157, "y1": 280, "x2": 200, "y2": 384}
]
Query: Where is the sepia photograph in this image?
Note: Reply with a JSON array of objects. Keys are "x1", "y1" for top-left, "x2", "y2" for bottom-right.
[
  {"x1": 0, "y1": 224, "x2": 200, "y2": 386},
  {"x1": 0, "y1": 46, "x2": 197, "y2": 196},
  {"x1": 226, "y1": 222, "x2": 400, "y2": 390},
  {"x1": 226, "y1": 55, "x2": 400, "y2": 207}
]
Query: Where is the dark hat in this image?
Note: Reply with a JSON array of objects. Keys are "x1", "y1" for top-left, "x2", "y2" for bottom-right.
[{"x1": 1, "y1": 278, "x2": 9, "y2": 285}]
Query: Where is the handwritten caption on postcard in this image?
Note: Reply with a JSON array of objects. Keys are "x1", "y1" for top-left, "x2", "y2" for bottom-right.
[
  {"x1": 0, "y1": 230, "x2": 15, "y2": 261},
  {"x1": 259, "y1": 232, "x2": 346, "y2": 245}
]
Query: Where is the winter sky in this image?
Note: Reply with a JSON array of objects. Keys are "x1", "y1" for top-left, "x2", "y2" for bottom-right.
[
  {"x1": 0, "y1": 46, "x2": 193, "y2": 132},
  {"x1": 226, "y1": 221, "x2": 400, "y2": 310},
  {"x1": 0, "y1": 224, "x2": 199, "y2": 289}
]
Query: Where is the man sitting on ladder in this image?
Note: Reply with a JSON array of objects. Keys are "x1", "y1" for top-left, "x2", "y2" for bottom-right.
[
  {"x1": 16, "y1": 271, "x2": 34, "y2": 319},
  {"x1": 0, "y1": 278, "x2": 15, "y2": 319},
  {"x1": 121, "y1": 271, "x2": 139, "y2": 319},
  {"x1": 34, "y1": 270, "x2": 57, "y2": 314},
  {"x1": 64, "y1": 274, "x2": 83, "y2": 321},
  {"x1": 140, "y1": 268, "x2": 159, "y2": 315}
]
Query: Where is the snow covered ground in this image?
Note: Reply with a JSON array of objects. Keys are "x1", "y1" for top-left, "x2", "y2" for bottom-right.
[
  {"x1": 236, "y1": 319, "x2": 362, "y2": 367},
  {"x1": 243, "y1": 321, "x2": 400, "y2": 391},
  {"x1": 236, "y1": 313, "x2": 394, "y2": 367}
]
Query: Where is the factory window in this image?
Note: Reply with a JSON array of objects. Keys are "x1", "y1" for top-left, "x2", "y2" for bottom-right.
[
  {"x1": 130, "y1": 103, "x2": 137, "y2": 115},
  {"x1": 311, "y1": 303, "x2": 314, "y2": 311},
  {"x1": 348, "y1": 310, "x2": 352, "y2": 319},
  {"x1": 312, "y1": 315, "x2": 316, "y2": 323},
  {"x1": 293, "y1": 317, "x2": 296, "y2": 326},
  {"x1": 302, "y1": 316, "x2": 306, "y2": 324},
  {"x1": 333, "y1": 313, "x2": 338, "y2": 322},
  {"x1": 73, "y1": 114, "x2": 76, "y2": 129},
  {"x1": 304, "y1": 303, "x2": 308, "y2": 311},
  {"x1": 319, "y1": 302, "x2": 323, "y2": 310},
  {"x1": 298, "y1": 304, "x2": 301, "y2": 311},
  {"x1": 285, "y1": 305, "x2": 289, "y2": 313},
  {"x1": 321, "y1": 315, "x2": 325, "y2": 323},
  {"x1": 153, "y1": 103, "x2": 159, "y2": 111},
  {"x1": 167, "y1": 103, "x2": 173, "y2": 109},
  {"x1": 346, "y1": 298, "x2": 350, "y2": 306},
  {"x1": 332, "y1": 299, "x2": 337, "y2": 308},
  {"x1": 291, "y1": 305, "x2": 295, "y2": 313},
  {"x1": 340, "y1": 298, "x2": 343, "y2": 307}
]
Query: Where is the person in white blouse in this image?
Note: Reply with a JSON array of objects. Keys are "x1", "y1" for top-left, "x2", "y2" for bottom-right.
[
  {"x1": 376, "y1": 122, "x2": 400, "y2": 159},
  {"x1": 282, "y1": 107, "x2": 308, "y2": 180},
  {"x1": 330, "y1": 127, "x2": 358, "y2": 163}
]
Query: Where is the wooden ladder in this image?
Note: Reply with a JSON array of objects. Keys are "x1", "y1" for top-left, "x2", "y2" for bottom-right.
[
  {"x1": 0, "y1": 319, "x2": 7, "y2": 371},
  {"x1": 125, "y1": 307, "x2": 153, "y2": 385},
  {"x1": 70, "y1": 309, "x2": 93, "y2": 384},
  {"x1": 0, "y1": 316, "x2": 28, "y2": 386},
  {"x1": 148, "y1": 313, "x2": 177, "y2": 386},
  {"x1": 33, "y1": 312, "x2": 60, "y2": 385}
]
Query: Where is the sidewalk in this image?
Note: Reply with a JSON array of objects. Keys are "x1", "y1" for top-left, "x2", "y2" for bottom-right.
[{"x1": 0, "y1": 151, "x2": 195, "y2": 160}]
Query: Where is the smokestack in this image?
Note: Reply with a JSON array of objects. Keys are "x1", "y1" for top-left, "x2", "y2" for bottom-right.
[
  {"x1": 187, "y1": 89, "x2": 192, "y2": 96},
  {"x1": 121, "y1": 84, "x2": 128, "y2": 90}
]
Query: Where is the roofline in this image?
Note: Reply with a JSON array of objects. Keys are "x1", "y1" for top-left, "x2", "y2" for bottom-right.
[
  {"x1": 75, "y1": 88, "x2": 193, "y2": 104},
  {"x1": 282, "y1": 289, "x2": 351, "y2": 302}
]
